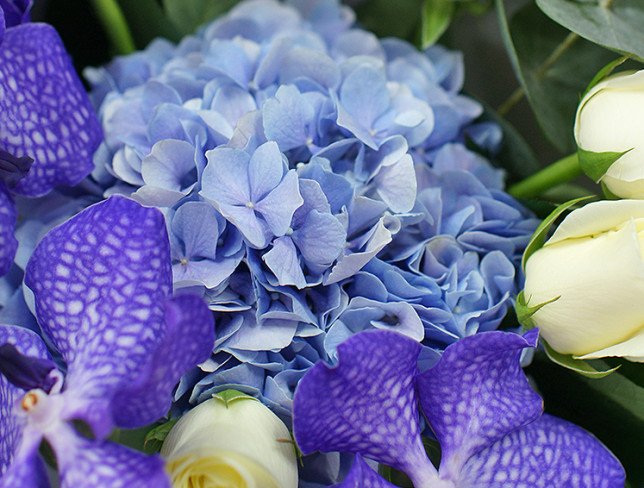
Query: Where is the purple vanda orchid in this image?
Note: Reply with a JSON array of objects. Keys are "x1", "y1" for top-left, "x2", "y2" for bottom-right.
[
  {"x1": 0, "y1": 196, "x2": 215, "y2": 487},
  {"x1": 0, "y1": 0, "x2": 102, "y2": 277},
  {"x1": 293, "y1": 329, "x2": 626, "y2": 487}
]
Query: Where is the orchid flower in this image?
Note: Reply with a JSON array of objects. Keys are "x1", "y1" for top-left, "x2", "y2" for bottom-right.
[
  {"x1": 293, "y1": 329, "x2": 625, "y2": 487},
  {"x1": 0, "y1": 196, "x2": 215, "y2": 487},
  {"x1": 0, "y1": 0, "x2": 102, "y2": 276}
]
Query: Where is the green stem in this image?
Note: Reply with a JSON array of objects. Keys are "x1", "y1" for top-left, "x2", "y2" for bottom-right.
[
  {"x1": 508, "y1": 153, "x2": 581, "y2": 199},
  {"x1": 91, "y1": 0, "x2": 136, "y2": 55}
]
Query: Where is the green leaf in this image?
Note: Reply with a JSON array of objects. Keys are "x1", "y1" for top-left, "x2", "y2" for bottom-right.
[
  {"x1": 421, "y1": 0, "x2": 454, "y2": 48},
  {"x1": 515, "y1": 290, "x2": 560, "y2": 329},
  {"x1": 214, "y1": 389, "x2": 257, "y2": 407},
  {"x1": 495, "y1": 1, "x2": 616, "y2": 152},
  {"x1": 540, "y1": 183, "x2": 596, "y2": 203},
  {"x1": 536, "y1": 0, "x2": 644, "y2": 62},
  {"x1": 143, "y1": 419, "x2": 178, "y2": 453},
  {"x1": 355, "y1": 0, "x2": 424, "y2": 42},
  {"x1": 163, "y1": 0, "x2": 240, "y2": 36},
  {"x1": 578, "y1": 147, "x2": 629, "y2": 182},
  {"x1": 543, "y1": 340, "x2": 620, "y2": 378},
  {"x1": 521, "y1": 196, "x2": 591, "y2": 270},
  {"x1": 116, "y1": 0, "x2": 181, "y2": 46},
  {"x1": 582, "y1": 55, "x2": 630, "y2": 99}
]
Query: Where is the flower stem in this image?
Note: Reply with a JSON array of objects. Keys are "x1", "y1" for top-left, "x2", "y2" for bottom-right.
[
  {"x1": 508, "y1": 153, "x2": 581, "y2": 199},
  {"x1": 91, "y1": 0, "x2": 136, "y2": 55}
]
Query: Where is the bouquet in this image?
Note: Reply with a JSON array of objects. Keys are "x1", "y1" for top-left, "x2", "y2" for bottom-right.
[{"x1": 0, "y1": 0, "x2": 641, "y2": 486}]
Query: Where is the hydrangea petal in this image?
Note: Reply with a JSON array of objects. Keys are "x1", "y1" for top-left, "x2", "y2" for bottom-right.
[
  {"x1": 459, "y1": 414, "x2": 625, "y2": 488},
  {"x1": 255, "y1": 169, "x2": 303, "y2": 236},
  {"x1": 200, "y1": 147, "x2": 251, "y2": 206},
  {"x1": 416, "y1": 330, "x2": 542, "y2": 480},
  {"x1": 293, "y1": 330, "x2": 436, "y2": 478},
  {"x1": 248, "y1": 141, "x2": 285, "y2": 201},
  {"x1": 0, "y1": 183, "x2": 17, "y2": 277},
  {"x1": 293, "y1": 209, "x2": 345, "y2": 266},
  {"x1": 24, "y1": 196, "x2": 172, "y2": 437},
  {"x1": 263, "y1": 236, "x2": 307, "y2": 289},
  {"x1": 0, "y1": 24, "x2": 101, "y2": 197},
  {"x1": 334, "y1": 455, "x2": 397, "y2": 488},
  {"x1": 112, "y1": 294, "x2": 215, "y2": 428}
]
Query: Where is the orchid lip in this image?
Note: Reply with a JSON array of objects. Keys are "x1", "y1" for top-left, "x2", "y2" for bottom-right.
[{"x1": 0, "y1": 342, "x2": 58, "y2": 392}]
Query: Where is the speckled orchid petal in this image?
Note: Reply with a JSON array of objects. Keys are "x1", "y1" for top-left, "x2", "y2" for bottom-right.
[
  {"x1": 459, "y1": 414, "x2": 625, "y2": 488},
  {"x1": 111, "y1": 294, "x2": 215, "y2": 429},
  {"x1": 56, "y1": 434, "x2": 170, "y2": 488},
  {"x1": 293, "y1": 330, "x2": 438, "y2": 484},
  {"x1": 0, "y1": 183, "x2": 17, "y2": 277},
  {"x1": 416, "y1": 330, "x2": 542, "y2": 481},
  {"x1": 0, "y1": 0, "x2": 33, "y2": 28},
  {"x1": 333, "y1": 456, "x2": 397, "y2": 488},
  {"x1": 0, "y1": 326, "x2": 50, "y2": 486},
  {"x1": 0, "y1": 23, "x2": 101, "y2": 197},
  {"x1": 24, "y1": 196, "x2": 172, "y2": 437}
]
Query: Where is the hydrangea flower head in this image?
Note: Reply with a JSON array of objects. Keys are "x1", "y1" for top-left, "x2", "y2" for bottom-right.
[
  {"x1": 0, "y1": 196, "x2": 214, "y2": 487},
  {"x1": 90, "y1": 0, "x2": 539, "y2": 420},
  {"x1": 293, "y1": 329, "x2": 626, "y2": 487}
]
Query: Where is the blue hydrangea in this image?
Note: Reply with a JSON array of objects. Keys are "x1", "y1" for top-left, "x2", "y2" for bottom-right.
[{"x1": 89, "y1": 0, "x2": 539, "y2": 426}]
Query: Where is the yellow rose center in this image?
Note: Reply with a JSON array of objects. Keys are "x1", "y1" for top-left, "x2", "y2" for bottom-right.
[{"x1": 166, "y1": 450, "x2": 281, "y2": 488}]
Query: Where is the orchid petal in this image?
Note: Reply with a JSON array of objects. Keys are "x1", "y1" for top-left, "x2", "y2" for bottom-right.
[
  {"x1": 111, "y1": 294, "x2": 214, "y2": 428},
  {"x1": 459, "y1": 414, "x2": 625, "y2": 488},
  {"x1": 293, "y1": 330, "x2": 436, "y2": 479},
  {"x1": 416, "y1": 330, "x2": 542, "y2": 480},
  {"x1": 333, "y1": 455, "x2": 397, "y2": 488},
  {"x1": 0, "y1": 183, "x2": 17, "y2": 277},
  {"x1": 0, "y1": 24, "x2": 101, "y2": 197},
  {"x1": 24, "y1": 196, "x2": 172, "y2": 437}
]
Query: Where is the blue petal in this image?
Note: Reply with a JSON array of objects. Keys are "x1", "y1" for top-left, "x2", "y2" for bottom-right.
[
  {"x1": 24, "y1": 196, "x2": 172, "y2": 438},
  {"x1": 460, "y1": 414, "x2": 625, "y2": 488},
  {"x1": 0, "y1": 24, "x2": 101, "y2": 197},
  {"x1": 0, "y1": 183, "x2": 17, "y2": 277},
  {"x1": 111, "y1": 294, "x2": 214, "y2": 428},
  {"x1": 333, "y1": 455, "x2": 397, "y2": 488},
  {"x1": 416, "y1": 330, "x2": 542, "y2": 481},
  {"x1": 293, "y1": 330, "x2": 437, "y2": 480}
]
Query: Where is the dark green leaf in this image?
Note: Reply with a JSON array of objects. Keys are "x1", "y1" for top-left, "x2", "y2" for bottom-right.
[
  {"x1": 537, "y1": 0, "x2": 644, "y2": 62},
  {"x1": 163, "y1": 0, "x2": 239, "y2": 36},
  {"x1": 495, "y1": 1, "x2": 615, "y2": 152},
  {"x1": 116, "y1": 0, "x2": 181, "y2": 46},
  {"x1": 521, "y1": 196, "x2": 591, "y2": 270},
  {"x1": 355, "y1": 0, "x2": 424, "y2": 42},
  {"x1": 543, "y1": 341, "x2": 620, "y2": 379},
  {"x1": 421, "y1": 0, "x2": 454, "y2": 48},
  {"x1": 143, "y1": 419, "x2": 178, "y2": 453},
  {"x1": 578, "y1": 147, "x2": 629, "y2": 182}
]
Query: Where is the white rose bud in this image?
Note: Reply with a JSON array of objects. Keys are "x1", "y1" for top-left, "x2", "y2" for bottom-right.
[
  {"x1": 161, "y1": 391, "x2": 298, "y2": 488},
  {"x1": 574, "y1": 70, "x2": 644, "y2": 198},
  {"x1": 524, "y1": 200, "x2": 644, "y2": 362}
]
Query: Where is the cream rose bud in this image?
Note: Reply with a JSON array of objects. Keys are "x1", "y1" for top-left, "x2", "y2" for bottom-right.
[
  {"x1": 524, "y1": 200, "x2": 644, "y2": 362},
  {"x1": 161, "y1": 392, "x2": 298, "y2": 488},
  {"x1": 574, "y1": 69, "x2": 644, "y2": 198}
]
